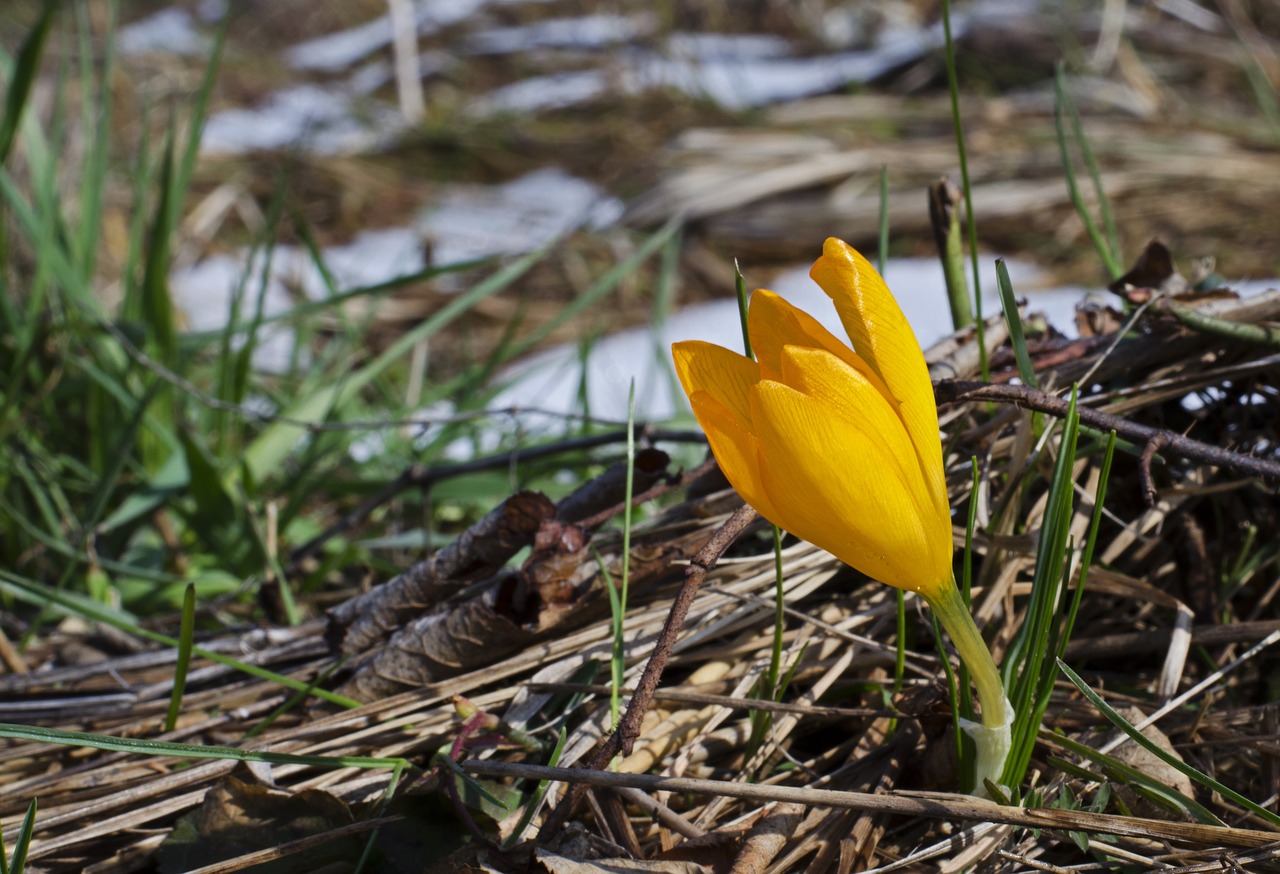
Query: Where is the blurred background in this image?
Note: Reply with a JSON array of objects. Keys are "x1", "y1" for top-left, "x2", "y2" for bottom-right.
[{"x1": 1, "y1": 0, "x2": 1277, "y2": 613}]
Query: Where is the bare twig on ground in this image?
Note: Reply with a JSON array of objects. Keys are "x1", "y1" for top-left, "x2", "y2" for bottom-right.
[
  {"x1": 289, "y1": 427, "x2": 705, "y2": 570},
  {"x1": 934, "y1": 379, "x2": 1280, "y2": 485},
  {"x1": 463, "y1": 760, "x2": 1280, "y2": 850},
  {"x1": 540, "y1": 503, "x2": 759, "y2": 834}
]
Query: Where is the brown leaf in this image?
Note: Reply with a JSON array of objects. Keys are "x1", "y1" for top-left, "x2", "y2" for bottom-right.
[
  {"x1": 327, "y1": 490, "x2": 556, "y2": 655},
  {"x1": 556, "y1": 448, "x2": 671, "y2": 524},
  {"x1": 1109, "y1": 239, "x2": 1189, "y2": 302},
  {"x1": 156, "y1": 769, "x2": 358, "y2": 873},
  {"x1": 335, "y1": 585, "x2": 536, "y2": 700}
]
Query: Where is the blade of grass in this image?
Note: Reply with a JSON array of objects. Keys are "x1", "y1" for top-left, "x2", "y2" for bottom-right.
[
  {"x1": 353, "y1": 760, "x2": 408, "y2": 874},
  {"x1": 1006, "y1": 423, "x2": 1115, "y2": 788},
  {"x1": 650, "y1": 226, "x2": 683, "y2": 415},
  {"x1": 241, "y1": 245, "x2": 547, "y2": 485},
  {"x1": 1049, "y1": 734, "x2": 1224, "y2": 826},
  {"x1": 163, "y1": 582, "x2": 197, "y2": 732},
  {"x1": 940, "y1": 0, "x2": 986, "y2": 377},
  {"x1": 995, "y1": 259, "x2": 1037, "y2": 390},
  {"x1": 607, "y1": 381, "x2": 638, "y2": 728},
  {"x1": 1057, "y1": 659, "x2": 1280, "y2": 827},
  {"x1": 177, "y1": 257, "x2": 494, "y2": 345},
  {"x1": 502, "y1": 727, "x2": 567, "y2": 851},
  {"x1": 730, "y1": 257, "x2": 789, "y2": 742},
  {"x1": 0, "y1": 568, "x2": 361, "y2": 708},
  {"x1": 172, "y1": 8, "x2": 227, "y2": 203},
  {"x1": 734, "y1": 258, "x2": 751, "y2": 360},
  {"x1": 0, "y1": 0, "x2": 57, "y2": 165},
  {"x1": 246, "y1": 658, "x2": 347, "y2": 739},
  {"x1": 0, "y1": 722, "x2": 408, "y2": 771},
  {"x1": 1060, "y1": 69, "x2": 1122, "y2": 270},
  {"x1": 1, "y1": 798, "x2": 37, "y2": 874},
  {"x1": 72, "y1": 0, "x2": 114, "y2": 282},
  {"x1": 1001, "y1": 388, "x2": 1084, "y2": 787},
  {"x1": 1054, "y1": 65, "x2": 1123, "y2": 279},
  {"x1": 492, "y1": 218, "x2": 682, "y2": 369},
  {"x1": 1056, "y1": 431, "x2": 1116, "y2": 664}
]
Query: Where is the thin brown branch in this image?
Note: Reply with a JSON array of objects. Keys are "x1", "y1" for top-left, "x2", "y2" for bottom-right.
[
  {"x1": 540, "y1": 502, "x2": 759, "y2": 833},
  {"x1": 1063, "y1": 619, "x2": 1280, "y2": 660},
  {"x1": 522, "y1": 683, "x2": 897, "y2": 720},
  {"x1": 288, "y1": 426, "x2": 706, "y2": 569},
  {"x1": 934, "y1": 379, "x2": 1280, "y2": 484},
  {"x1": 572, "y1": 456, "x2": 719, "y2": 530},
  {"x1": 1140, "y1": 432, "x2": 1173, "y2": 507},
  {"x1": 462, "y1": 759, "x2": 1280, "y2": 849}
]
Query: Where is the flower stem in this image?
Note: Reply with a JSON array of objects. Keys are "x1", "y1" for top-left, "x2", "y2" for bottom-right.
[{"x1": 928, "y1": 578, "x2": 1014, "y2": 797}]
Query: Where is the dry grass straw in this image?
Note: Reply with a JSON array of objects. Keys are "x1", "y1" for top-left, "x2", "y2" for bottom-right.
[{"x1": 2, "y1": 294, "x2": 1280, "y2": 871}]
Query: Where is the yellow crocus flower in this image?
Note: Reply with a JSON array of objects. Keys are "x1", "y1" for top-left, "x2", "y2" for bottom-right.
[{"x1": 672, "y1": 237, "x2": 1012, "y2": 796}]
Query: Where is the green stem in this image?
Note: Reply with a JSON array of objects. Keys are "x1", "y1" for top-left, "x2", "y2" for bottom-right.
[{"x1": 929, "y1": 578, "x2": 1013, "y2": 796}]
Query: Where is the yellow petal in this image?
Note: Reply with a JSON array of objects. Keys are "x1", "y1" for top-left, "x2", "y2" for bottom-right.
[
  {"x1": 774, "y1": 344, "x2": 946, "y2": 562},
  {"x1": 672, "y1": 340, "x2": 758, "y2": 425},
  {"x1": 686, "y1": 390, "x2": 781, "y2": 522},
  {"x1": 809, "y1": 238, "x2": 948, "y2": 518},
  {"x1": 747, "y1": 289, "x2": 890, "y2": 395},
  {"x1": 749, "y1": 377, "x2": 951, "y2": 593},
  {"x1": 776, "y1": 344, "x2": 915, "y2": 471}
]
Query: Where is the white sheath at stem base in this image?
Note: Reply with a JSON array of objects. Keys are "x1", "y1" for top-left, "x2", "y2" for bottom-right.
[
  {"x1": 927, "y1": 577, "x2": 1015, "y2": 798},
  {"x1": 958, "y1": 700, "x2": 1015, "y2": 799}
]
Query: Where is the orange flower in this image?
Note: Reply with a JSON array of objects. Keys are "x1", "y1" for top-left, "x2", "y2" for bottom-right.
[
  {"x1": 673, "y1": 237, "x2": 1012, "y2": 795},
  {"x1": 673, "y1": 238, "x2": 950, "y2": 595}
]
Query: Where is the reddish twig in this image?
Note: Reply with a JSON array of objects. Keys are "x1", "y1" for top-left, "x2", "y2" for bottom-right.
[
  {"x1": 289, "y1": 426, "x2": 706, "y2": 570},
  {"x1": 1139, "y1": 433, "x2": 1172, "y2": 508},
  {"x1": 934, "y1": 380, "x2": 1280, "y2": 485},
  {"x1": 541, "y1": 502, "x2": 760, "y2": 834},
  {"x1": 573, "y1": 457, "x2": 719, "y2": 531}
]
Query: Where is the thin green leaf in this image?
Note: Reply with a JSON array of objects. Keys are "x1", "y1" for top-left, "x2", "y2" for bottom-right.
[
  {"x1": 502, "y1": 728, "x2": 567, "y2": 850},
  {"x1": 435, "y1": 753, "x2": 512, "y2": 811},
  {"x1": 0, "y1": 568, "x2": 361, "y2": 708},
  {"x1": 1054, "y1": 65, "x2": 1122, "y2": 279},
  {"x1": 173, "y1": 8, "x2": 227, "y2": 202},
  {"x1": 3, "y1": 798, "x2": 37, "y2": 874},
  {"x1": 940, "y1": 0, "x2": 986, "y2": 376},
  {"x1": 1056, "y1": 431, "x2": 1116, "y2": 662},
  {"x1": 1057, "y1": 659, "x2": 1280, "y2": 827},
  {"x1": 1050, "y1": 734, "x2": 1224, "y2": 826},
  {"x1": 1002, "y1": 388, "x2": 1082, "y2": 786},
  {"x1": 0, "y1": 722, "x2": 406, "y2": 770},
  {"x1": 241, "y1": 245, "x2": 548, "y2": 485},
  {"x1": 73, "y1": 0, "x2": 114, "y2": 281},
  {"x1": 0, "y1": 0, "x2": 58, "y2": 165},
  {"x1": 995, "y1": 259, "x2": 1037, "y2": 390},
  {"x1": 164, "y1": 583, "x2": 197, "y2": 732},
  {"x1": 734, "y1": 258, "x2": 751, "y2": 359}
]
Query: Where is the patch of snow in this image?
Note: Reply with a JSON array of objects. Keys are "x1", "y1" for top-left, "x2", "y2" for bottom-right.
[
  {"x1": 475, "y1": 22, "x2": 952, "y2": 113},
  {"x1": 474, "y1": 70, "x2": 610, "y2": 114},
  {"x1": 269, "y1": 228, "x2": 427, "y2": 300},
  {"x1": 489, "y1": 256, "x2": 1082, "y2": 422},
  {"x1": 199, "y1": 84, "x2": 404, "y2": 156},
  {"x1": 417, "y1": 168, "x2": 624, "y2": 267},
  {"x1": 663, "y1": 32, "x2": 793, "y2": 61},
  {"x1": 119, "y1": 8, "x2": 208, "y2": 57},
  {"x1": 347, "y1": 51, "x2": 452, "y2": 96},
  {"x1": 170, "y1": 253, "x2": 298, "y2": 373},
  {"x1": 467, "y1": 14, "x2": 654, "y2": 55},
  {"x1": 286, "y1": 0, "x2": 514, "y2": 71}
]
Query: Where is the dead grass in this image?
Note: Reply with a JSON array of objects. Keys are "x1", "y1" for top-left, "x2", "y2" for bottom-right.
[{"x1": 3, "y1": 289, "x2": 1278, "y2": 872}]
